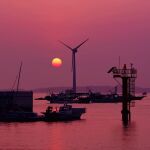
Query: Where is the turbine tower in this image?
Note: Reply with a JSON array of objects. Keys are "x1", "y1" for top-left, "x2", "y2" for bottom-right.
[{"x1": 59, "y1": 39, "x2": 88, "y2": 93}]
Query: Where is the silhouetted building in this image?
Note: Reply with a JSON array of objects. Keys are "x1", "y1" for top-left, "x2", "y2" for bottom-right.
[{"x1": 0, "y1": 91, "x2": 33, "y2": 112}]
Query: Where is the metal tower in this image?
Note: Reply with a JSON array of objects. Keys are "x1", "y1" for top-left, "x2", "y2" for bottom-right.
[{"x1": 108, "y1": 64, "x2": 137, "y2": 126}]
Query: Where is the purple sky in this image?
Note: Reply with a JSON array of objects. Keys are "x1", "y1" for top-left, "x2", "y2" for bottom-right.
[{"x1": 0, "y1": 0, "x2": 150, "y2": 89}]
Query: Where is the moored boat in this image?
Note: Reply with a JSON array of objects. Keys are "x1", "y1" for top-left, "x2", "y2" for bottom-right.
[{"x1": 42, "y1": 104, "x2": 86, "y2": 121}]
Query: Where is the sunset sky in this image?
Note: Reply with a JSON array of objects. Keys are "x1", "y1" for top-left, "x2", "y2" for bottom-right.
[{"x1": 0, "y1": 0, "x2": 150, "y2": 89}]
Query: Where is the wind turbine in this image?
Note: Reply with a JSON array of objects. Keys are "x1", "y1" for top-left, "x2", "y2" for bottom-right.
[{"x1": 59, "y1": 39, "x2": 89, "y2": 93}]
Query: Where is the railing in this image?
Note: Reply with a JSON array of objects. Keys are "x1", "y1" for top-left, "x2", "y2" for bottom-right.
[{"x1": 112, "y1": 68, "x2": 137, "y2": 78}]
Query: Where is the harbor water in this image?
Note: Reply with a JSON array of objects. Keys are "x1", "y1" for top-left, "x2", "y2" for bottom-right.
[{"x1": 0, "y1": 93, "x2": 150, "y2": 150}]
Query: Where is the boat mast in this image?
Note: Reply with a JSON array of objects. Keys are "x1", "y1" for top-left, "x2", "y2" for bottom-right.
[{"x1": 16, "y1": 62, "x2": 23, "y2": 92}]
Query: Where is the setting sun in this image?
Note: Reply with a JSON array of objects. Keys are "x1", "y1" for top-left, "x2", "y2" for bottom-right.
[{"x1": 52, "y1": 58, "x2": 62, "y2": 67}]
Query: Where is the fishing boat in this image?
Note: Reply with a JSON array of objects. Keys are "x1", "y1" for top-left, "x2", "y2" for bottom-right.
[{"x1": 42, "y1": 103, "x2": 86, "y2": 121}]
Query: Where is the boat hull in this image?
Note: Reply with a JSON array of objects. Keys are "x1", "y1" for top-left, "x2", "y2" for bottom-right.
[{"x1": 42, "y1": 108, "x2": 86, "y2": 121}]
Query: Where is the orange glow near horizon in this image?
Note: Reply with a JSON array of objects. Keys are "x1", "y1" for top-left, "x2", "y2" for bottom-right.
[{"x1": 52, "y1": 58, "x2": 62, "y2": 67}]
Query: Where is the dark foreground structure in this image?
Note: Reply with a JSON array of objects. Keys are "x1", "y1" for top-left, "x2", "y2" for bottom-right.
[
  {"x1": 0, "y1": 91, "x2": 86, "y2": 122},
  {"x1": 108, "y1": 64, "x2": 137, "y2": 126},
  {"x1": 0, "y1": 91, "x2": 36, "y2": 122},
  {"x1": 0, "y1": 91, "x2": 33, "y2": 112}
]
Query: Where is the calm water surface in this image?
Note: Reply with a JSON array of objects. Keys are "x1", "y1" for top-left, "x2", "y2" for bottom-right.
[{"x1": 0, "y1": 93, "x2": 150, "y2": 150}]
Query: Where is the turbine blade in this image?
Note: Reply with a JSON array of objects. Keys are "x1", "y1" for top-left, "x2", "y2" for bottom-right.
[
  {"x1": 58, "y1": 40, "x2": 73, "y2": 51},
  {"x1": 74, "y1": 38, "x2": 89, "y2": 49}
]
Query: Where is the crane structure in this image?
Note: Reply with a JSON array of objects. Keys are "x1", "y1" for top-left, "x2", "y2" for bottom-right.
[{"x1": 108, "y1": 64, "x2": 137, "y2": 125}]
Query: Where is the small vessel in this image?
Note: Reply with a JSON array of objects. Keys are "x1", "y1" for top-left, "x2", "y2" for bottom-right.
[
  {"x1": 42, "y1": 103, "x2": 86, "y2": 121},
  {"x1": 44, "y1": 90, "x2": 77, "y2": 103},
  {"x1": 42, "y1": 91, "x2": 145, "y2": 104},
  {"x1": 36, "y1": 86, "x2": 146, "y2": 103}
]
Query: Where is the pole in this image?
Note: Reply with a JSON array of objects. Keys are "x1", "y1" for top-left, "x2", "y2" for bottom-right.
[
  {"x1": 122, "y1": 77, "x2": 130, "y2": 126},
  {"x1": 73, "y1": 52, "x2": 76, "y2": 93}
]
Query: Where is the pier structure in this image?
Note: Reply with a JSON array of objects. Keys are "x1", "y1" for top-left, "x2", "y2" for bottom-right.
[{"x1": 108, "y1": 64, "x2": 137, "y2": 125}]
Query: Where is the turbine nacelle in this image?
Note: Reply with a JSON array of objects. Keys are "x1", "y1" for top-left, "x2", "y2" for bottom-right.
[{"x1": 73, "y1": 49, "x2": 78, "y2": 53}]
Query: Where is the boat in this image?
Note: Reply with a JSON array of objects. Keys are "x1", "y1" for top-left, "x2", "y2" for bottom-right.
[
  {"x1": 36, "y1": 85, "x2": 146, "y2": 104},
  {"x1": 42, "y1": 103, "x2": 86, "y2": 121},
  {"x1": 44, "y1": 90, "x2": 77, "y2": 103},
  {"x1": 41, "y1": 91, "x2": 145, "y2": 103},
  {"x1": 89, "y1": 93, "x2": 145, "y2": 103}
]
